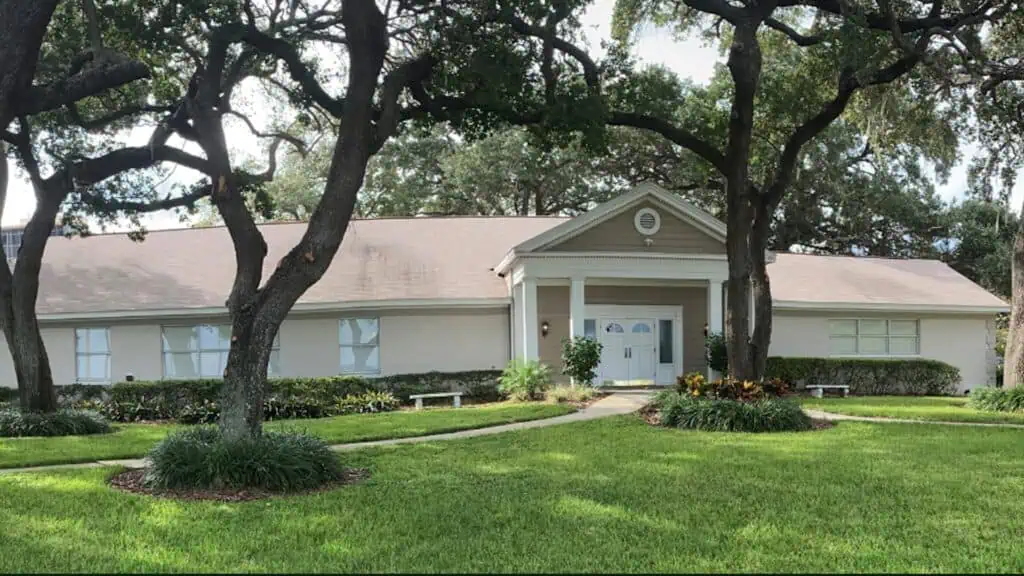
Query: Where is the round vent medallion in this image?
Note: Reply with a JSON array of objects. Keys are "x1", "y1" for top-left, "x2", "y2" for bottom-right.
[{"x1": 634, "y1": 207, "x2": 661, "y2": 236}]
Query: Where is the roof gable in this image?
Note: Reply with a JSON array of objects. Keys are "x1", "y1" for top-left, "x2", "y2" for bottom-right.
[{"x1": 512, "y1": 183, "x2": 726, "y2": 254}]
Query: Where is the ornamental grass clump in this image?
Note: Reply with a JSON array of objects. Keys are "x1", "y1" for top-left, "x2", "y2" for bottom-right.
[
  {"x1": 654, "y1": 390, "x2": 812, "y2": 433},
  {"x1": 0, "y1": 408, "x2": 110, "y2": 437},
  {"x1": 144, "y1": 427, "x2": 342, "y2": 491}
]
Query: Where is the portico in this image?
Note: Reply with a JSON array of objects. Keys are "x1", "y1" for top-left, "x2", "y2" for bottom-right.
[{"x1": 496, "y1": 184, "x2": 729, "y2": 385}]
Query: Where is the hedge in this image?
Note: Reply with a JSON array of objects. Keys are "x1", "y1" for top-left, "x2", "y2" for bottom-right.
[
  {"x1": 765, "y1": 357, "x2": 960, "y2": 396},
  {"x1": 0, "y1": 370, "x2": 501, "y2": 423}
]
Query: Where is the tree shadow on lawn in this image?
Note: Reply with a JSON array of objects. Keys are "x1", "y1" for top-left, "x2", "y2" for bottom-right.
[{"x1": 2, "y1": 417, "x2": 1024, "y2": 572}]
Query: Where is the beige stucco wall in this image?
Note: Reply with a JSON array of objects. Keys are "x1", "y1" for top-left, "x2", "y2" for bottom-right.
[
  {"x1": 544, "y1": 201, "x2": 725, "y2": 254},
  {"x1": 0, "y1": 309, "x2": 510, "y2": 387},
  {"x1": 769, "y1": 311, "x2": 995, "y2": 393},
  {"x1": 535, "y1": 284, "x2": 709, "y2": 380}
]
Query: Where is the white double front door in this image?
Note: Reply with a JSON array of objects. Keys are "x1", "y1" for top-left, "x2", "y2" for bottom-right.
[{"x1": 587, "y1": 305, "x2": 682, "y2": 386}]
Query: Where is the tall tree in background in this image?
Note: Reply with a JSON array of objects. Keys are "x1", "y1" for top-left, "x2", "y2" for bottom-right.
[{"x1": 970, "y1": 7, "x2": 1024, "y2": 387}]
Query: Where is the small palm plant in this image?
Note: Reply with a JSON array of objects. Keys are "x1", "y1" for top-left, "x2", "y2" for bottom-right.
[{"x1": 498, "y1": 359, "x2": 552, "y2": 401}]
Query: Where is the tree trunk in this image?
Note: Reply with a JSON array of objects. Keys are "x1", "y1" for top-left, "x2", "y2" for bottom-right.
[
  {"x1": 219, "y1": 311, "x2": 278, "y2": 440},
  {"x1": 8, "y1": 188, "x2": 63, "y2": 411},
  {"x1": 749, "y1": 200, "x2": 774, "y2": 379},
  {"x1": 0, "y1": 141, "x2": 57, "y2": 412},
  {"x1": 722, "y1": 23, "x2": 763, "y2": 381},
  {"x1": 207, "y1": 2, "x2": 391, "y2": 441},
  {"x1": 1003, "y1": 204, "x2": 1024, "y2": 388}
]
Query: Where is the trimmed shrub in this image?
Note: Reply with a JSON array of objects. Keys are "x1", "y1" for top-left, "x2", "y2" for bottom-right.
[
  {"x1": 498, "y1": 360, "x2": 552, "y2": 401},
  {"x1": 765, "y1": 357, "x2": 960, "y2": 396},
  {"x1": 705, "y1": 332, "x2": 728, "y2": 374},
  {"x1": 969, "y1": 387, "x2": 1024, "y2": 412},
  {"x1": 56, "y1": 370, "x2": 501, "y2": 423},
  {"x1": 144, "y1": 427, "x2": 342, "y2": 491},
  {"x1": 0, "y1": 408, "x2": 111, "y2": 437},
  {"x1": 654, "y1": 391, "x2": 812, "y2": 433},
  {"x1": 545, "y1": 384, "x2": 596, "y2": 404},
  {"x1": 675, "y1": 372, "x2": 789, "y2": 401},
  {"x1": 561, "y1": 336, "x2": 603, "y2": 386}
]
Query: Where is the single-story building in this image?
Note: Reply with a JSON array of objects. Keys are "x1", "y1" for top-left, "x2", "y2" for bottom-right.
[{"x1": 0, "y1": 184, "x2": 1007, "y2": 393}]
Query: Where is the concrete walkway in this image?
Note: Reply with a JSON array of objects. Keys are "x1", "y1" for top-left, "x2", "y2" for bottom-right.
[
  {"x1": 805, "y1": 409, "x2": 1024, "y2": 429},
  {"x1": 0, "y1": 392, "x2": 653, "y2": 475}
]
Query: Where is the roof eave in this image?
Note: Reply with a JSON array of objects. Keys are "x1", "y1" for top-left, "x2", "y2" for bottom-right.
[
  {"x1": 36, "y1": 297, "x2": 513, "y2": 323},
  {"x1": 773, "y1": 300, "x2": 1010, "y2": 315}
]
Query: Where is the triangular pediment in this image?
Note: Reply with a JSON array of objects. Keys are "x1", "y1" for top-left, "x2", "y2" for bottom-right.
[{"x1": 514, "y1": 183, "x2": 726, "y2": 255}]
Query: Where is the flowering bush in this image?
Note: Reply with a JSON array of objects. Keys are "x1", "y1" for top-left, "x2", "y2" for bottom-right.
[{"x1": 675, "y1": 372, "x2": 789, "y2": 401}]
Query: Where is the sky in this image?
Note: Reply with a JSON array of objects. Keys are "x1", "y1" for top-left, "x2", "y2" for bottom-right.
[{"x1": 2, "y1": 0, "x2": 1020, "y2": 229}]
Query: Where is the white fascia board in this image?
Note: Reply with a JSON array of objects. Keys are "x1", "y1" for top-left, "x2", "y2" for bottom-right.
[{"x1": 37, "y1": 298, "x2": 512, "y2": 323}]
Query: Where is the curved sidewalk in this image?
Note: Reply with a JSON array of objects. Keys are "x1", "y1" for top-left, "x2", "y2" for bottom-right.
[
  {"x1": 805, "y1": 409, "x2": 1024, "y2": 429},
  {"x1": 0, "y1": 392, "x2": 653, "y2": 475}
]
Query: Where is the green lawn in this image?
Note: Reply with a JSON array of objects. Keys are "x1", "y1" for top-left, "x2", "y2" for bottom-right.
[
  {"x1": 799, "y1": 395, "x2": 1024, "y2": 424},
  {"x1": 2, "y1": 417, "x2": 1024, "y2": 572},
  {"x1": 0, "y1": 402, "x2": 574, "y2": 469}
]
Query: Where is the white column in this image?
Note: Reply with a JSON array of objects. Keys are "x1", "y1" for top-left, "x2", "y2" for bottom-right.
[
  {"x1": 708, "y1": 280, "x2": 724, "y2": 335},
  {"x1": 569, "y1": 277, "x2": 586, "y2": 340},
  {"x1": 708, "y1": 279, "x2": 724, "y2": 379},
  {"x1": 523, "y1": 278, "x2": 539, "y2": 361}
]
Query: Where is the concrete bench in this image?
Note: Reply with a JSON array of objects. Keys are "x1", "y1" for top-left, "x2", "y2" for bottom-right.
[
  {"x1": 409, "y1": 391, "x2": 463, "y2": 409},
  {"x1": 806, "y1": 385, "x2": 850, "y2": 398}
]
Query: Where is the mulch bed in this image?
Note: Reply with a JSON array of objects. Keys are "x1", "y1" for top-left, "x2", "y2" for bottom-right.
[{"x1": 108, "y1": 467, "x2": 370, "y2": 502}]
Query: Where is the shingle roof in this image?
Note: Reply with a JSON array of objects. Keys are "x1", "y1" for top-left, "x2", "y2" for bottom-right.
[
  {"x1": 37, "y1": 217, "x2": 566, "y2": 315},
  {"x1": 34, "y1": 216, "x2": 1007, "y2": 316},
  {"x1": 768, "y1": 253, "x2": 1008, "y2": 310}
]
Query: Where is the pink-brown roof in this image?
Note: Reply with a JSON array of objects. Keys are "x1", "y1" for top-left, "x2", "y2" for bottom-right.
[
  {"x1": 35, "y1": 216, "x2": 1007, "y2": 315},
  {"x1": 37, "y1": 217, "x2": 566, "y2": 315},
  {"x1": 768, "y1": 253, "x2": 1008, "y2": 310}
]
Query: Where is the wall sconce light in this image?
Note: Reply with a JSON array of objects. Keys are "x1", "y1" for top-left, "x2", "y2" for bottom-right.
[{"x1": 541, "y1": 321, "x2": 550, "y2": 337}]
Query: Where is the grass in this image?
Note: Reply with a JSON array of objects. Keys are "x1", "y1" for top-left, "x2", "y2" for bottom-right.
[
  {"x1": 0, "y1": 402, "x2": 574, "y2": 469},
  {"x1": 799, "y1": 395, "x2": 1024, "y2": 424},
  {"x1": 2, "y1": 417, "x2": 1024, "y2": 572}
]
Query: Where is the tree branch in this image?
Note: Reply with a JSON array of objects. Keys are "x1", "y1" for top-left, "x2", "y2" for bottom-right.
[
  {"x1": 66, "y1": 101, "x2": 177, "y2": 131},
  {"x1": 16, "y1": 57, "x2": 150, "y2": 116},
  {"x1": 223, "y1": 109, "x2": 306, "y2": 152},
  {"x1": 607, "y1": 111, "x2": 728, "y2": 174},
  {"x1": 764, "y1": 18, "x2": 826, "y2": 46}
]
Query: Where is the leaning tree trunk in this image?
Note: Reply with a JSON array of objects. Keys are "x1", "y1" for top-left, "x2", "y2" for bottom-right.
[
  {"x1": 7, "y1": 189, "x2": 64, "y2": 411},
  {"x1": 1003, "y1": 209, "x2": 1024, "y2": 388}
]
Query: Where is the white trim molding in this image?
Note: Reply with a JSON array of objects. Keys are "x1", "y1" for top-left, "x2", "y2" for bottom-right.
[
  {"x1": 37, "y1": 298, "x2": 513, "y2": 323},
  {"x1": 773, "y1": 300, "x2": 1010, "y2": 315}
]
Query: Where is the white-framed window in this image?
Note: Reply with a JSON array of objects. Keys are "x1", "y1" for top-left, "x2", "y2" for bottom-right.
[
  {"x1": 829, "y1": 319, "x2": 919, "y2": 356},
  {"x1": 161, "y1": 324, "x2": 281, "y2": 379},
  {"x1": 340, "y1": 318, "x2": 380, "y2": 374},
  {"x1": 2, "y1": 229, "x2": 21, "y2": 260},
  {"x1": 75, "y1": 327, "x2": 110, "y2": 383}
]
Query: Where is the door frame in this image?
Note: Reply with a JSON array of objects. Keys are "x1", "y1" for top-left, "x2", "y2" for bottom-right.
[{"x1": 585, "y1": 304, "x2": 683, "y2": 386}]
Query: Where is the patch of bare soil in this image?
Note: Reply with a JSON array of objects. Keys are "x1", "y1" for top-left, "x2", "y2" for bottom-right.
[{"x1": 108, "y1": 468, "x2": 369, "y2": 502}]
